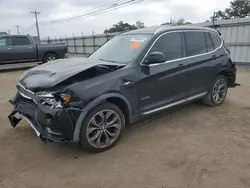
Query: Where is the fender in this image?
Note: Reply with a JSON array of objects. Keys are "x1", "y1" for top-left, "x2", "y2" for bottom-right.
[{"x1": 73, "y1": 93, "x2": 132, "y2": 142}]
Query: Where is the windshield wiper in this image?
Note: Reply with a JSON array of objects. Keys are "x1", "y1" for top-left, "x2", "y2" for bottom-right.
[{"x1": 99, "y1": 59, "x2": 116, "y2": 63}]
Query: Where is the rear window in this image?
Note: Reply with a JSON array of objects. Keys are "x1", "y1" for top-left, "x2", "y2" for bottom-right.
[
  {"x1": 12, "y1": 37, "x2": 31, "y2": 45},
  {"x1": 205, "y1": 32, "x2": 214, "y2": 52},
  {"x1": 185, "y1": 31, "x2": 207, "y2": 56},
  {"x1": 0, "y1": 37, "x2": 11, "y2": 46},
  {"x1": 210, "y1": 33, "x2": 222, "y2": 48}
]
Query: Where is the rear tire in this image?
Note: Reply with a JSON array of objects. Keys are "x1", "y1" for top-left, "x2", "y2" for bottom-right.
[
  {"x1": 203, "y1": 75, "x2": 228, "y2": 107},
  {"x1": 80, "y1": 102, "x2": 125, "y2": 153},
  {"x1": 43, "y1": 53, "x2": 57, "y2": 63}
]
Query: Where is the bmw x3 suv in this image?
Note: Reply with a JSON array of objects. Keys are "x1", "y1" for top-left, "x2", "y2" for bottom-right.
[{"x1": 8, "y1": 26, "x2": 237, "y2": 152}]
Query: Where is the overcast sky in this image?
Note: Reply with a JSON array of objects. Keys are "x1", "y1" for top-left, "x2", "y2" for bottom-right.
[{"x1": 0, "y1": 0, "x2": 231, "y2": 38}]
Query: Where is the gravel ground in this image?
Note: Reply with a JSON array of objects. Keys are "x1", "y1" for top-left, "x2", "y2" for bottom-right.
[{"x1": 1, "y1": 68, "x2": 250, "y2": 188}]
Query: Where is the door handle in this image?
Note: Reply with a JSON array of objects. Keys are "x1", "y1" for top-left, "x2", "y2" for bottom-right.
[
  {"x1": 123, "y1": 81, "x2": 132, "y2": 86},
  {"x1": 7, "y1": 47, "x2": 12, "y2": 50},
  {"x1": 178, "y1": 63, "x2": 185, "y2": 67},
  {"x1": 212, "y1": 55, "x2": 217, "y2": 59},
  {"x1": 28, "y1": 47, "x2": 34, "y2": 49},
  {"x1": 122, "y1": 79, "x2": 133, "y2": 86}
]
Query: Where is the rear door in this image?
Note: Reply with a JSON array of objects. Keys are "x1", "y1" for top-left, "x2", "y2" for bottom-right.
[
  {"x1": 138, "y1": 31, "x2": 188, "y2": 113},
  {"x1": 12, "y1": 36, "x2": 36, "y2": 62},
  {"x1": 184, "y1": 31, "x2": 220, "y2": 97},
  {"x1": 0, "y1": 36, "x2": 15, "y2": 63}
]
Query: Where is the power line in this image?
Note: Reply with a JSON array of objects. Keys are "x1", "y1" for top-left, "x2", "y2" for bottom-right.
[
  {"x1": 40, "y1": 0, "x2": 123, "y2": 24},
  {"x1": 14, "y1": 25, "x2": 20, "y2": 35},
  {"x1": 31, "y1": 10, "x2": 41, "y2": 40},
  {"x1": 22, "y1": 24, "x2": 36, "y2": 34},
  {"x1": 40, "y1": 0, "x2": 143, "y2": 25}
]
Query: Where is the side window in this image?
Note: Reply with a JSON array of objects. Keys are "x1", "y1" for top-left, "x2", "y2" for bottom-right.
[
  {"x1": 12, "y1": 37, "x2": 31, "y2": 46},
  {"x1": 0, "y1": 37, "x2": 11, "y2": 46},
  {"x1": 205, "y1": 32, "x2": 214, "y2": 52},
  {"x1": 210, "y1": 33, "x2": 222, "y2": 48},
  {"x1": 150, "y1": 32, "x2": 182, "y2": 61},
  {"x1": 185, "y1": 31, "x2": 207, "y2": 56}
]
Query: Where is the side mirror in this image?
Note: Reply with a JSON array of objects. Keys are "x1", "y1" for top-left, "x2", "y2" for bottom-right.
[{"x1": 143, "y1": 51, "x2": 166, "y2": 65}]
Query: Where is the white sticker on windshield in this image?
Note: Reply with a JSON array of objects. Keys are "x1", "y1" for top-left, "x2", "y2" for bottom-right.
[{"x1": 130, "y1": 37, "x2": 147, "y2": 42}]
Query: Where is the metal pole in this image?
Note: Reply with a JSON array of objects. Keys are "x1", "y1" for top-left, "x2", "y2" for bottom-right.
[
  {"x1": 92, "y1": 30, "x2": 95, "y2": 51},
  {"x1": 82, "y1": 32, "x2": 85, "y2": 55},
  {"x1": 73, "y1": 33, "x2": 77, "y2": 54},
  {"x1": 65, "y1": 34, "x2": 68, "y2": 53},
  {"x1": 106, "y1": 29, "x2": 109, "y2": 42},
  {"x1": 213, "y1": 11, "x2": 215, "y2": 28},
  {"x1": 14, "y1": 25, "x2": 20, "y2": 35},
  {"x1": 31, "y1": 10, "x2": 41, "y2": 40},
  {"x1": 7, "y1": 30, "x2": 10, "y2": 35}
]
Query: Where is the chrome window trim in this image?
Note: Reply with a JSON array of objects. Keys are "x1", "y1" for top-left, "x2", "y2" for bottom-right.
[
  {"x1": 140, "y1": 30, "x2": 223, "y2": 67},
  {"x1": 142, "y1": 92, "x2": 207, "y2": 115}
]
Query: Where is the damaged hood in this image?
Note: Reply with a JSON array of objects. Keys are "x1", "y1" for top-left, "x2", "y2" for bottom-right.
[{"x1": 19, "y1": 57, "x2": 124, "y2": 91}]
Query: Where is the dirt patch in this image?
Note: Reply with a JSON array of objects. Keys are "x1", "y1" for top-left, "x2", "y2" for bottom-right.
[{"x1": 1, "y1": 69, "x2": 250, "y2": 188}]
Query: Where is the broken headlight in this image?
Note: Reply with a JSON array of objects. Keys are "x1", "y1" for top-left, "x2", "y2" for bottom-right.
[{"x1": 36, "y1": 92, "x2": 71, "y2": 109}]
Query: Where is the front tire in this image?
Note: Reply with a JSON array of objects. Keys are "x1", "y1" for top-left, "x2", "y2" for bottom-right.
[
  {"x1": 203, "y1": 75, "x2": 228, "y2": 106},
  {"x1": 80, "y1": 102, "x2": 125, "y2": 153}
]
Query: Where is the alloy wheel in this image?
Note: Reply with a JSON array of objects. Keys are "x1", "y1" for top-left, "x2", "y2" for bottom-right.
[
  {"x1": 47, "y1": 56, "x2": 56, "y2": 62},
  {"x1": 212, "y1": 78, "x2": 227, "y2": 104},
  {"x1": 86, "y1": 109, "x2": 122, "y2": 148}
]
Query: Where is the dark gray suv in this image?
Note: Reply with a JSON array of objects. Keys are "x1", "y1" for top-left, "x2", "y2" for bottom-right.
[{"x1": 9, "y1": 26, "x2": 237, "y2": 152}]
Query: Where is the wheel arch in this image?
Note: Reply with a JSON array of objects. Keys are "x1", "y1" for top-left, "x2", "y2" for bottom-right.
[
  {"x1": 217, "y1": 67, "x2": 236, "y2": 87},
  {"x1": 73, "y1": 93, "x2": 132, "y2": 142}
]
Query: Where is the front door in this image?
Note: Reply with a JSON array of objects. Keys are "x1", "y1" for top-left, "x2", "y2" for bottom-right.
[{"x1": 138, "y1": 32, "x2": 188, "y2": 113}]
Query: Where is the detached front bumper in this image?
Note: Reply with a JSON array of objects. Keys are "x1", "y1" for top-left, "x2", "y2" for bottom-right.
[{"x1": 8, "y1": 92, "x2": 81, "y2": 143}]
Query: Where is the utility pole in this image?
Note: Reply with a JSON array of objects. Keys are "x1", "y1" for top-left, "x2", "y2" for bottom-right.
[
  {"x1": 212, "y1": 11, "x2": 216, "y2": 29},
  {"x1": 31, "y1": 10, "x2": 41, "y2": 40},
  {"x1": 14, "y1": 25, "x2": 20, "y2": 35},
  {"x1": 7, "y1": 30, "x2": 10, "y2": 35}
]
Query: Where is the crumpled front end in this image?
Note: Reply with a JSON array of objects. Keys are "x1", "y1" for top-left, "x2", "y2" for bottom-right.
[{"x1": 8, "y1": 84, "x2": 82, "y2": 143}]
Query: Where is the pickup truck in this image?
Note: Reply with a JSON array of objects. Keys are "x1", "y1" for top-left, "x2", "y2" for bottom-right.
[{"x1": 0, "y1": 35, "x2": 67, "y2": 64}]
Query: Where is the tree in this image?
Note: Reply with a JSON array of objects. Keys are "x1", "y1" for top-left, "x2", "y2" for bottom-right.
[
  {"x1": 135, "y1": 20, "x2": 145, "y2": 29},
  {"x1": 227, "y1": 0, "x2": 250, "y2": 18},
  {"x1": 161, "y1": 18, "x2": 192, "y2": 25},
  {"x1": 104, "y1": 21, "x2": 137, "y2": 33},
  {"x1": 211, "y1": 0, "x2": 250, "y2": 21},
  {"x1": 0, "y1": 31, "x2": 8, "y2": 36}
]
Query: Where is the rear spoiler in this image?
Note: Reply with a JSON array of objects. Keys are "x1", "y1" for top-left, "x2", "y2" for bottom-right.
[{"x1": 217, "y1": 30, "x2": 222, "y2": 36}]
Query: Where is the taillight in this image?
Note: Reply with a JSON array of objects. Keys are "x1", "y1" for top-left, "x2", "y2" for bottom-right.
[{"x1": 223, "y1": 43, "x2": 230, "y2": 54}]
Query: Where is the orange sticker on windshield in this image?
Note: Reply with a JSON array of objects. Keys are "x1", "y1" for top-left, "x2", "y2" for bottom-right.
[{"x1": 130, "y1": 42, "x2": 142, "y2": 49}]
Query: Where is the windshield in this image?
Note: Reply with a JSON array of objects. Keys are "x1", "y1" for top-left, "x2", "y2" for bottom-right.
[{"x1": 89, "y1": 34, "x2": 152, "y2": 63}]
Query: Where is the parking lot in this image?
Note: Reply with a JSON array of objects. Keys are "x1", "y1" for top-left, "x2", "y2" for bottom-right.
[{"x1": 1, "y1": 67, "x2": 250, "y2": 188}]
